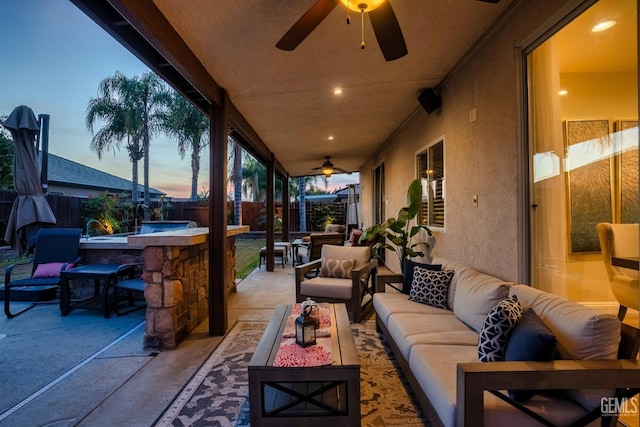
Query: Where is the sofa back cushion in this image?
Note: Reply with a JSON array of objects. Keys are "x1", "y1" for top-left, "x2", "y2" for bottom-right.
[
  {"x1": 509, "y1": 285, "x2": 620, "y2": 360},
  {"x1": 451, "y1": 266, "x2": 512, "y2": 332},
  {"x1": 509, "y1": 284, "x2": 621, "y2": 409},
  {"x1": 432, "y1": 257, "x2": 468, "y2": 310}
]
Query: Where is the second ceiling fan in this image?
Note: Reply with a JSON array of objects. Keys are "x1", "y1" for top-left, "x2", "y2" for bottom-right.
[
  {"x1": 311, "y1": 156, "x2": 350, "y2": 178},
  {"x1": 276, "y1": 0, "x2": 501, "y2": 62}
]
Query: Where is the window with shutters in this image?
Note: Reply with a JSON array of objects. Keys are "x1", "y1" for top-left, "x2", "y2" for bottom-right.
[{"x1": 416, "y1": 139, "x2": 445, "y2": 230}]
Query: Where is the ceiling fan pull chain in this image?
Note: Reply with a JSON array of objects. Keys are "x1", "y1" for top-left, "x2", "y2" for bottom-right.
[
  {"x1": 346, "y1": 0, "x2": 351, "y2": 24},
  {"x1": 360, "y1": 8, "x2": 365, "y2": 49}
]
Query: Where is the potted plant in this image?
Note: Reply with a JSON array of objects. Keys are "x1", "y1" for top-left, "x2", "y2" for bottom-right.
[{"x1": 359, "y1": 179, "x2": 435, "y2": 271}]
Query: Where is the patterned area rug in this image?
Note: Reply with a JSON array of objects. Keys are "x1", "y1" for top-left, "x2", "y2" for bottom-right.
[{"x1": 154, "y1": 320, "x2": 429, "y2": 426}]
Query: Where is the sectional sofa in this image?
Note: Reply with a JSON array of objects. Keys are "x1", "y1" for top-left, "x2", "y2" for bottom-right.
[{"x1": 373, "y1": 257, "x2": 640, "y2": 427}]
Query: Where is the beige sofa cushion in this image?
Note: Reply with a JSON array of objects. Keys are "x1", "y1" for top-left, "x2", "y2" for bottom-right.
[
  {"x1": 432, "y1": 257, "x2": 468, "y2": 310},
  {"x1": 409, "y1": 344, "x2": 597, "y2": 427},
  {"x1": 373, "y1": 292, "x2": 451, "y2": 324},
  {"x1": 509, "y1": 284, "x2": 621, "y2": 409},
  {"x1": 452, "y1": 267, "x2": 512, "y2": 332},
  {"x1": 509, "y1": 285, "x2": 620, "y2": 360},
  {"x1": 387, "y1": 312, "x2": 476, "y2": 360}
]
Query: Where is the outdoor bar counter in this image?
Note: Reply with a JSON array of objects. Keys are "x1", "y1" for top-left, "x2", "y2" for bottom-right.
[{"x1": 79, "y1": 225, "x2": 249, "y2": 349}]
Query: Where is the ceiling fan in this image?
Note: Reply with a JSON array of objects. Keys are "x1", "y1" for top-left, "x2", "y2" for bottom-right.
[
  {"x1": 276, "y1": 0, "x2": 501, "y2": 62},
  {"x1": 311, "y1": 156, "x2": 351, "y2": 178}
]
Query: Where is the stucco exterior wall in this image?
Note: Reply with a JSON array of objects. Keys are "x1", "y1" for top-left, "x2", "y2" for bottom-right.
[{"x1": 360, "y1": 0, "x2": 576, "y2": 281}]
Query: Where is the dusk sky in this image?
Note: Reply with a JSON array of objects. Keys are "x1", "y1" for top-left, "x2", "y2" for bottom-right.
[{"x1": 0, "y1": 0, "x2": 357, "y2": 198}]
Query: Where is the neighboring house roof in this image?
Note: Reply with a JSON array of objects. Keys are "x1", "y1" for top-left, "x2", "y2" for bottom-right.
[
  {"x1": 333, "y1": 183, "x2": 360, "y2": 198},
  {"x1": 46, "y1": 153, "x2": 164, "y2": 196}
]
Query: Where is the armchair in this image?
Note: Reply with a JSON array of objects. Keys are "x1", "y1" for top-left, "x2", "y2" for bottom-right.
[
  {"x1": 596, "y1": 222, "x2": 639, "y2": 320},
  {"x1": 295, "y1": 244, "x2": 377, "y2": 322},
  {"x1": 296, "y1": 232, "x2": 344, "y2": 265}
]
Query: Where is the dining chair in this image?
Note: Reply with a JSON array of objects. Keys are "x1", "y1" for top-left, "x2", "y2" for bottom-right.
[{"x1": 596, "y1": 222, "x2": 639, "y2": 320}]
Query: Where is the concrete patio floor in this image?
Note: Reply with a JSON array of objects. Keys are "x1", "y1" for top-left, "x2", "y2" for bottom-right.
[{"x1": 0, "y1": 263, "x2": 295, "y2": 426}]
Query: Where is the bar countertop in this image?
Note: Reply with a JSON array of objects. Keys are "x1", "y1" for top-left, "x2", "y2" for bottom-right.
[{"x1": 79, "y1": 225, "x2": 250, "y2": 250}]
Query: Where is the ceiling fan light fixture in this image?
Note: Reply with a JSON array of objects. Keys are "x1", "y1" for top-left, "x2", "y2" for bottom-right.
[
  {"x1": 340, "y1": 0, "x2": 386, "y2": 13},
  {"x1": 321, "y1": 158, "x2": 334, "y2": 177}
]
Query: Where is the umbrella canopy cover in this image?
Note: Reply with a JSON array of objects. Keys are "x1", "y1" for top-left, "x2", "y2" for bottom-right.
[{"x1": 3, "y1": 106, "x2": 57, "y2": 255}]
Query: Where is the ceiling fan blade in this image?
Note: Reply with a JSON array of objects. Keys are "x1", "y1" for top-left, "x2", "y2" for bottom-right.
[
  {"x1": 476, "y1": 0, "x2": 500, "y2": 3},
  {"x1": 368, "y1": 1, "x2": 407, "y2": 61},
  {"x1": 276, "y1": 0, "x2": 340, "y2": 51}
]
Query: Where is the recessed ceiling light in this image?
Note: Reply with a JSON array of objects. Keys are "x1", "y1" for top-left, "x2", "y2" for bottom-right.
[
  {"x1": 333, "y1": 88, "x2": 343, "y2": 95},
  {"x1": 592, "y1": 20, "x2": 616, "y2": 32},
  {"x1": 328, "y1": 136, "x2": 334, "y2": 140},
  {"x1": 558, "y1": 90, "x2": 568, "y2": 96}
]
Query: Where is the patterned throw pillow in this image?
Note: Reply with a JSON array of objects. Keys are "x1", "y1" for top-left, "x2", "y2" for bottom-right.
[
  {"x1": 408, "y1": 267, "x2": 454, "y2": 309},
  {"x1": 477, "y1": 295, "x2": 523, "y2": 362},
  {"x1": 320, "y1": 258, "x2": 356, "y2": 279},
  {"x1": 402, "y1": 260, "x2": 442, "y2": 294}
]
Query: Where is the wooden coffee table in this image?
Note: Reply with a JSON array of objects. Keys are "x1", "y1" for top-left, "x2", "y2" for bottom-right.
[{"x1": 248, "y1": 303, "x2": 360, "y2": 426}]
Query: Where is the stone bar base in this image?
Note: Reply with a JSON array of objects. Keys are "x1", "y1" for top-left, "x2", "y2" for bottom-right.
[
  {"x1": 80, "y1": 226, "x2": 248, "y2": 350},
  {"x1": 142, "y1": 243, "x2": 208, "y2": 350},
  {"x1": 141, "y1": 235, "x2": 239, "y2": 350}
]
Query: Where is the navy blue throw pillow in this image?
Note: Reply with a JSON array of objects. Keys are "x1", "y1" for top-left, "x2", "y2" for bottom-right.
[
  {"x1": 402, "y1": 260, "x2": 442, "y2": 294},
  {"x1": 505, "y1": 309, "x2": 557, "y2": 402}
]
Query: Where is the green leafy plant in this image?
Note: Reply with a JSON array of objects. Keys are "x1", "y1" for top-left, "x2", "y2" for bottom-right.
[
  {"x1": 359, "y1": 179, "x2": 435, "y2": 271},
  {"x1": 81, "y1": 192, "x2": 129, "y2": 235}
]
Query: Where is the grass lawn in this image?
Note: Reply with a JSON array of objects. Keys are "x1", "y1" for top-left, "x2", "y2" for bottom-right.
[
  {"x1": 234, "y1": 238, "x2": 266, "y2": 280},
  {"x1": 1, "y1": 238, "x2": 268, "y2": 282}
]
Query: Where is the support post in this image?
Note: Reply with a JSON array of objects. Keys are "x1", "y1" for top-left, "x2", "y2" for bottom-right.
[
  {"x1": 209, "y1": 93, "x2": 228, "y2": 336},
  {"x1": 266, "y1": 154, "x2": 275, "y2": 271},
  {"x1": 281, "y1": 175, "x2": 290, "y2": 242}
]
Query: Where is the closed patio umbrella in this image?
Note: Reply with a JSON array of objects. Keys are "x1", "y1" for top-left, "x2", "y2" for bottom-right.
[{"x1": 3, "y1": 105, "x2": 56, "y2": 255}]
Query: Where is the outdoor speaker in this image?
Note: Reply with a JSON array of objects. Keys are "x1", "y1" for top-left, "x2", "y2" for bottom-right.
[{"x1": 418, "y1": 89, "x2": 441, "y2": 114}]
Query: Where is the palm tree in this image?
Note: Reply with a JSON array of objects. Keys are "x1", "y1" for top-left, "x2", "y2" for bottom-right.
[
  {"x1": 86, "y1": 72, "x2": 143, "y2": 202},
  {"x1": 160, "y1": 91, "x2": 209, "y2": 201},
  {"x1": 130, "y1": 72, "x2": 168, "y2": 209},
  {"x1": 241, "y1": 156, "x2": 266, "y2": 202},
  {"x1": 227, "y1": 135, "x2": 243, "y2": 225}
]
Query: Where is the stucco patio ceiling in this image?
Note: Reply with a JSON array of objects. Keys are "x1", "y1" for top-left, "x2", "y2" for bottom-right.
[{"x1": 76, "y1": 0, "x2": 514, "y2": 177}]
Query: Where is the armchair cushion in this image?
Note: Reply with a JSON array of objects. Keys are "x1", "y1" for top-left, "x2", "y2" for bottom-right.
[
  {"x1": 300, "y1": 277, "x2": 353, "y2": 300},
  {"x1": 32, "y1": 262, "x2": 75, "y2": 278},
  {"x1": 321, "y1": 245, "x2": 370, "y2": 268},
  {"x1": 320, "y1": 257, "x2": 356, "y2": 279},
  {"x1": 402, "y1": 259, "x2": 442, "y2": 294},
  {"x1": 408, "y1": 267, "x2": 453, "y2": 309}
]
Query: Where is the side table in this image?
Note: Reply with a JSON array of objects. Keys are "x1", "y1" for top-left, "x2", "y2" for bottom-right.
[{"x1": 60, "y1": 264, "x2": 136, "y2": 318}]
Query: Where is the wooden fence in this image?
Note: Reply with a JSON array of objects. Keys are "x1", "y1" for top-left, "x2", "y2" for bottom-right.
[{"x1": 0, "y1": 191, "x2": 351, "y2": 244}]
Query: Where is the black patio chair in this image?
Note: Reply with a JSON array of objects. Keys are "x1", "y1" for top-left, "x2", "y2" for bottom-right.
[{"x1": 3, "y1": 228, "x2": 82, "y2": 318}]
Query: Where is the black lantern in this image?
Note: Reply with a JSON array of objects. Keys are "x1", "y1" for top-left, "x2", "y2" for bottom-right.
[{"x1": 295, "y1": 305, "x2": 317, "y2": 347}]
